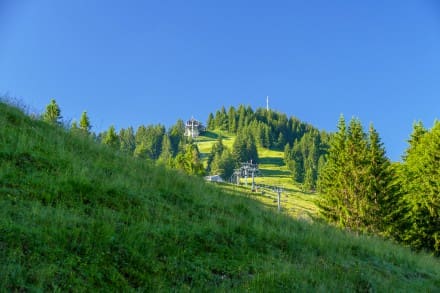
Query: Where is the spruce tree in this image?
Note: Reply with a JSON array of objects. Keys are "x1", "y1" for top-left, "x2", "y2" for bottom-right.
[
  {"x1": 319, "y1": 116, "x2": 393, "y2": 233},
  {"x1": 79, "y1": 111, "x2": 91, "y2": 133},
  {"x1": 175, "y1": 143, "x2": 204, "y2": 176},
  {"x1": 103, "y1": 125, "x2": 119, "y2": 149},
  {"x1": 318, "y1": 115, "x2": 349, "y2": 226},
  {"x1": 207, "y1": 113, "x2": 215, "y2": 130},
  {"x1": 119, "y1": 127, "x2": 136, "y2": 154},
  {"x1": 228, "y1": 106, "x2": 237, "y2": 133},
  {"x1": 158, "y1": 134, "x2": 173, "y2": 166},
  {"x1": 169, "y1": 119, "x2": 186, "y2": 155},
  {"x1": 398, "y1": 120, "x2": 440, "y2": 254},
  {"x1": 365, "y1": 124, "x2": 393, "y2": 233},
  {"x1": 207, "y1": 137, "x2": 225, "y2": 171},
  {"x1": 42, "y1": 99, "x2": 62, "y2": 124},
  {"x1": 232, "y1": 128, "x2": 259, "y2": 165}
]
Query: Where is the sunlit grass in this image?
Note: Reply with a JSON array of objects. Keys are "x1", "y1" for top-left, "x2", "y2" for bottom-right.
[
  {"x1": 196, "y1": 131, "x2": 319, "y2": 219},
  {"x1": 1, "y1": 101, "x2": 439, "y2": 291}
]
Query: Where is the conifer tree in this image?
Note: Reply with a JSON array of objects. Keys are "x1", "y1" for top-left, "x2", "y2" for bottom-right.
[
  {"x1": 398, "y1": 120, "x2": 440, "y2": 254},
  {"x1": 207, "y1": 137, "x2": 225, "y2": 170},
  {"x1": 210, "y1": 149, "x2": 235, "y2": 180},
  {"x1": 232, "y1": 128, "x2": 259, "y2": 165},
  {"x1": 319, "y1": 116, "x2": 393, "y2": 233},
  {"x1": 169, "y1": 119, "x2": 186, "y2": 155},
  {"x1": 318, "y1": 115, "x2": 349, "y2": 226},
  {"x1": 365, "y1": 124, "x2": 394, "y2": 232},
  {"x1": 207, "y1": 113, "x2": 215, "y2": 130},
  {"x1": 228, "y1": 106, "x2": 237, "y2": 133},
  {"x1": 103, "y1": 125, "x2": 119, "y2": 149},
  {"x1": 175, "y1": 143, "x2": 204, "y2": 175},
  {"x1": 283, "y1": 143, "x2": 291, "y2": 163},
  {"x1": 79, "y1": 111, "x2": 91, "y2": 133},
  {"x1": 158, "y1": 134, "x2": 173, "y2": 166},
  {"x1": 119, "y1": 127, "x2": 136, "y2": 154},
  {"x1": 42, "y1": 99, "x2": 62, "y2": 124}
]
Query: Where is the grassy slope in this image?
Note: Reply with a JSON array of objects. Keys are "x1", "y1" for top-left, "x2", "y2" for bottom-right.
[
  {"x1": 1, "y1": 103, "x2": 439, "y2": 291},
  {"x1": 197, "y1": 130, "x2": 318, "y2": 219}
]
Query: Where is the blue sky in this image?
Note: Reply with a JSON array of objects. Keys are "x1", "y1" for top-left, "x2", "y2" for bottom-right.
[{"x1": 1, "y1": 1, "x2": 439, "y2": 161}]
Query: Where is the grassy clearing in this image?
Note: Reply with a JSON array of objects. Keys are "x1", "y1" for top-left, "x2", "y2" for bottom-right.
[
  {"x1": 1, "y1": 101, "x2": 439, "y2": 291},
  {"x1": 196, "y1": 131, "x2": 319, "y2": 218}
]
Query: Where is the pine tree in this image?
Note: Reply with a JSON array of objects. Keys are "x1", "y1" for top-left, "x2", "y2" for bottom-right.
[
  {"x1": 207, "y1": 137, "x2": 225, "y2": 170},
  {"x1": 365, "y1": 124, "x2": 393, "y2": 233},
  {"x1": 290, "y1": 142, "x2": 305, "y2": 183},
  {"x1": 42, "y1": 99, "x2": 62, "y2": 124},
  {"x1": 158, "y1": 134, "x2": 173, "y2": 166},
  {"x1": 207, "y1": 113, "x2": 215, "y2": 130},
  {"x1": 119, "y1": 127, "x2": 136, "y2": 154},
  {"x1": 228, "y1": 106, "x2": 237, "y2": 133},
  {"x1": 319, "y1": 116, "x2": 393, "y2": 233},
  {"x1": 277, "y1": 132, "x2": 285, "y2": 149},
  {"x1": 283, "y1": 143, "x2": 291, "y2": 164},
  {"x1": 398, "y1": 120, "x2": 440, "y2": 254},
  {"x1": 303, "y1": 158, "x2": 315, "y2": 191},
  {"x1": 232, "y1": 128, "x2": 259, "y2": 165},
  {"x1": 79, "y1": 111, "x2": 91, "y2": 133},
  {"x1": 318, "y1": 115, "x2": 348, "y2": 227},
  {"x1": 103, "y1": 125, "x2": 119, "y2": 149},
  {"x1": 169, "y1": 119, "x2": 186, "y2": 155},
  {"x1": 175, "y1": 143, "x2": 204, "y2": 176}
]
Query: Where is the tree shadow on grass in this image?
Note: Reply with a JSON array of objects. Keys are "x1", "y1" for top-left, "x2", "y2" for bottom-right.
[
  {"x1": 259, "y1": 157, "x2": 284, "y2": 165},
  {"x1": 260, "y1": 168, "x2": 291, "y2": 178},
  {"x1": 202, "y1": 131, "x2": 219, "y2": 140}
]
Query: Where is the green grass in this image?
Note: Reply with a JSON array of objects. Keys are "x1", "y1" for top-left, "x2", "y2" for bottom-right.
[
  {"x1": 196, "y1": 131, "x2": 319, "y2": 218},
  {"x1": 1, "y1": 101, "x2": 439, "y2": 291}
]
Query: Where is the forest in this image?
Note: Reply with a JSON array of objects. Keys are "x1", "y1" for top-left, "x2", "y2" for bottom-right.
[{"x1": 45, "y1": 99, "x2": 440, "y2": 255}]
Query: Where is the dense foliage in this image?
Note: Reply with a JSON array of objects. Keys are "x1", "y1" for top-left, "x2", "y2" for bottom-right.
[
  {"x1": 318, "y1": 116, "x2": 393, "y2": 234},
  {"x1": 318, "y1": 116, "x2": 440, "y2": 255},
  {"x1": 207, "y1": 105, "x2": 330, "y2": 188},
  {"x1": 393, "y1": 121, "x2": 440, "y2": 254}
]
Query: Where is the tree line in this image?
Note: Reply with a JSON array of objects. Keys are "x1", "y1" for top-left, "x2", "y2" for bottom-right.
[
  {"x1": 318, "y1": 116, "x2": 440, "y2": 255},
  {"x1": 42, "y1": 99, "x2": 440, "y2": 255},
  {"x1": 207, "y1": 105, "x2": 330, "y2": 189}
]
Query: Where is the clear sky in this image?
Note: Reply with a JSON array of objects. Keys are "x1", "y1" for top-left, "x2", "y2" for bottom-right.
[{"x1": 1, "y1": 1, "x2": 439, "y2": 161}]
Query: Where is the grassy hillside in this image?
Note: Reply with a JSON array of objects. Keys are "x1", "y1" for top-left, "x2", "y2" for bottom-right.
[
  {"x1": 1, "y1": 101, "x2": 439, "y2": 291},
  {"x1": 197, "y1": 131, "x2": 318, "y2": 219}
]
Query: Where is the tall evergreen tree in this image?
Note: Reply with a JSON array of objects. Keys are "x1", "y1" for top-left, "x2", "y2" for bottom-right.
[
  {"x1": 42, "y1": 99, "x2": 62, "y2": 124},
  {"x1": 318, "y1": 115, "x2": 349, "y2": 227},
  {"x1": 365, "y1": 124, "x2": 394, "y2": 232},
  {"x1": 207, "y1": 113, "x2": 215, "y2": 130},
  {"x1": 319, "y1": 116, "x2": 393, "y2": 233},
  {"x1": 103, "y1": 125, "x2": 119, "y2": 149},
  {"x1": 228, "y1": 106, "x2": 237, "y2": 133},
  {"x1": 210, "y1": 149, "x2": 235, "y2": 180},
  {"x1": 169, "y1": 119, "x2": 186, "y2": 155},
  {"x1": 398, "y1": 121, "x2": 440, "y2": 254},
  {"x1": 207, "y1": 137, "x2": 225, "y2": 170},
  {"x1": 79, "y1": 111, "x2": 91, "y2": 133},
  {"x1": 175, "y1": 143, "x2": 204, "y2": 176},
  {"x1": 158, "y1": 134, "x2": 173, "y2": 166},
  {"x1": 232, "y1": 128, "x2": 259, "y2": 165},
  {"x1": 119, "y1": 127, "x2": 136, "y2": 154},
  {"x1": 134, "y1": 125, "x2": 165, "y2": 160}
]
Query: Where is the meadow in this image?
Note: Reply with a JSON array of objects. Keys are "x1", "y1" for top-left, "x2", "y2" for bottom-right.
[{"x1": 1, "y1": 101, "x2": 439, "y2": 291}]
